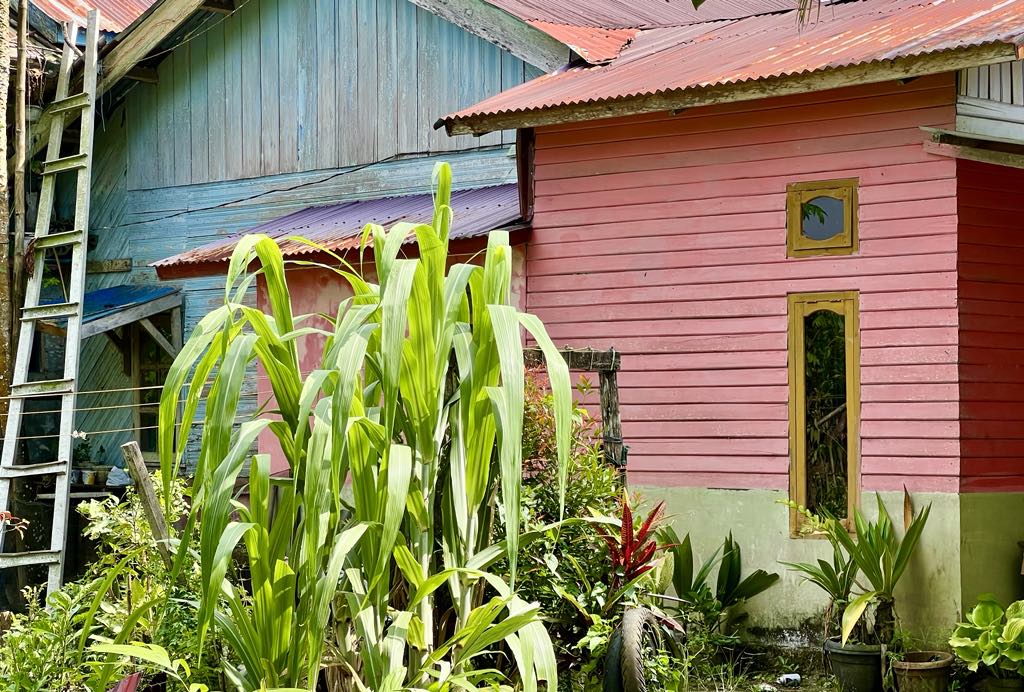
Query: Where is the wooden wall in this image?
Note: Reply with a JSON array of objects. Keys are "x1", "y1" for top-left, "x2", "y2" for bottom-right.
[
  {"x1": 957, "y1": 60, "x2": 1024, "y2": 140},
  {"x1": 958, "y1": 160, "x2": 1024, "y2": 492},
  {"x1": 124, "y1": 0, "x2": 540, "y2": 190},
  {"x1": 526, "y1": 75, "x2": 961, "y2": 492}
]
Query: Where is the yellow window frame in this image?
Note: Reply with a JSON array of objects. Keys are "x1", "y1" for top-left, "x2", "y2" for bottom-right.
[
  {"x1": 786, "y1": 178, "x2": 859, "y2": 257},
  {"x1": 787, "y1": 291, "x2": 861, "y2": 537}
]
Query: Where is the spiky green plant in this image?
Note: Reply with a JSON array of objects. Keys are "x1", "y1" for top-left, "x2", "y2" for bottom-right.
[{"x1": 158, "y1": 163, "x2": 573, "y2": 691}]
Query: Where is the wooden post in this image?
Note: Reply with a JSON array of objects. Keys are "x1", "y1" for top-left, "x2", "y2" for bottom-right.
[
  {"x1": 120, "y1": 441, "x2": 172, "y2": 570},
  {"x1": 0, "y1": 0, "x2": 12, "y2": 434},
  {"x1": 598, "y1": 353, "x2": 625, "y2": 474},
  {"x1": 11, "y1": 0, "x2": 28, "y2": 355}
]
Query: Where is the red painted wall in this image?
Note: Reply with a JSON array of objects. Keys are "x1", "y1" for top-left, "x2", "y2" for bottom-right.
[
  {"x1": 526, "y1": 75, "x2": 960, "y2": 492},
  {"x1": 958, "y1": 160, "x2": 1024, "y2": 492}
]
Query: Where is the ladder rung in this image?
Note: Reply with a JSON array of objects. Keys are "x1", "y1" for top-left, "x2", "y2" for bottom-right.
[
  {"x1": 33, "y1": 230, "x2": 85, "y2": 250},
  {"x1": 46, "y1": 92, "x2": 91, "y2": 117},
  {"x1": 22, "y1": 302, "x2": 79, "y2": 322},
  {"x1": 0, "y1": 550, "x2": 61, "y2": 568},
  {"x1": 10, "y1": 379, "x2": 74, "y2": 398},
  {"x1": 0, "y1": 462, "x2": 68, "y2": 479},
  {"x1": 42, "y1": 154, "x2": 89, "y2": 176}
]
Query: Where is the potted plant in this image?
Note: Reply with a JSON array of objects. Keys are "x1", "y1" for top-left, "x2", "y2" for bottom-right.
[
  {"x1": 950, "y1": 595, "x2": 1024, "y2": 692},
  {"x1": 781, "y1": 494, "x2": 933, "y2": 692}
]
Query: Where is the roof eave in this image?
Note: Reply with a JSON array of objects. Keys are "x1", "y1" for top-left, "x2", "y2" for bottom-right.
[{"x1": 443, "y1": 41, "x2": 1023, "y2": 136}]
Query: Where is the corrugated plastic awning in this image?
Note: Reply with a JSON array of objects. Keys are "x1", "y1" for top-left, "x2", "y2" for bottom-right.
[
  {"x1": 153, "y1": 184, "x2": 523, "y2": 279},
  {"x1": 442, "y1": 0, "x2": 1024, "y2": 134},
  {"x1": 41, "y1": 284, "x2": 181, "y2": 339}
]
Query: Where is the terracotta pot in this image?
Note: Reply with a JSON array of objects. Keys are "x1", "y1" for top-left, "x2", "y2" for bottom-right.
[{"x1": 891, "y1": 651, "x2": 953, "y2": 692}]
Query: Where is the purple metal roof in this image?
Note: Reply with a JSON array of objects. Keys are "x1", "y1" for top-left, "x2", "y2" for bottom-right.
[
  {"x1": 153, "y1": 184, "x2": 522, "y2": 275},
  {"x1": 444, "y1": 0, "x2": 1024, "y2": 131}
]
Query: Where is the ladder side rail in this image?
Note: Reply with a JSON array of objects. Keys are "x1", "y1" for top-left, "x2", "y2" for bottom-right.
[{"x1": 48, "y1": 10, "x2": 100, "y2": 595}]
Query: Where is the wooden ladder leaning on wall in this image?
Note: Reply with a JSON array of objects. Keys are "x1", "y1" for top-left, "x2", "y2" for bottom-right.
[{"x1": 0, "y1": 10, "x2": 101, "y2": 596}]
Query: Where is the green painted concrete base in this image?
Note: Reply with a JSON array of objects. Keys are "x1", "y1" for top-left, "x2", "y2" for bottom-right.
[{"x1": 635, "y1": 486, "x2": 1024, "y2": 649}]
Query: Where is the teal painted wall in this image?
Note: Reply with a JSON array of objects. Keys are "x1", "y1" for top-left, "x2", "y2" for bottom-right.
[{"x1": 124, "y1": 0, "x2": 541, "y2": 190}]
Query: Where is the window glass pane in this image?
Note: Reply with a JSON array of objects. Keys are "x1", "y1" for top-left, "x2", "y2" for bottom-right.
[
  {"x1": 801, "y1": 195, "x2": 845, "y2": 241},
  {"x1": 804, "y1": 309, "x2": 848, "y2": 518}
]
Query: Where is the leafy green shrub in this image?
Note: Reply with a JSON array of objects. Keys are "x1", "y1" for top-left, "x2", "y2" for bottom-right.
[
  {"x1": 0, "y1": 480, "x2": 219, "y2": 691},
  {"x1": 950, "y1": 595, "x2": 1024, "y2": 678}
]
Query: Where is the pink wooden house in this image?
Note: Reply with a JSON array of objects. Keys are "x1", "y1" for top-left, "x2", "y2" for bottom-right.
[{"x1": 159, "y1": 0, "x2": 1024, "y2": 642}]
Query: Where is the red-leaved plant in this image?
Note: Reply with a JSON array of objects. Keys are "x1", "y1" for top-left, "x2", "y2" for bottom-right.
[{"x1": 596, "y1": 491, "x2": 667, "y2": 593}]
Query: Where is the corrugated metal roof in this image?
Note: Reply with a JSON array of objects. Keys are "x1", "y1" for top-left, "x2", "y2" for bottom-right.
[
  {"x1": 445, "y1": 0, "x2": 1024, "y2": 128},
  {"x1": 31, "y1": 0, "x2": 155, "y2": 33},
  {"x1": 41, "y1": 284, "x2": 179, "y2": 322},
  {"x1": 154, "y1": 184, "x2": 522, "y2": 272},
  {"x1": 487, "y1": 0, "x2": 794, "y2": 29},
  {"x1": 528, "y1": 22, "x2": 639, "y2": 63}
]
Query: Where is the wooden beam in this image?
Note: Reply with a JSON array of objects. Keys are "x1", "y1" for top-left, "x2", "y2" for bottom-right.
[
  {"x1": 200, "y1": 0, "x2": 233, "y2": 14},
  {"x1": 524, "y1": 347, "x2": 620, "y2": 372},
  {"x1": 405, "y1": 0, "x2": 568, "y2": 73},
  {"x1": 444, "y1": 43, "x2": 1021, "y2": 136},
  {"x1": 121, "y1": 442, "x2": 172, "y2": 570},
  {"x1": 923, "y1": 125, "x2": 1024, "y2": 153},
  {"x1": 139, "y1": 317, "x2": 179, "y2": 358},
  {"x1": 124, "y1": 66, "x2": 158, "y2": 83},
  {"x1": 86, "y1": 258, "x2": 132, "y2": 273},
  {"x1": 924, "y1": 140, "x2": 1024, "y2": 169}
]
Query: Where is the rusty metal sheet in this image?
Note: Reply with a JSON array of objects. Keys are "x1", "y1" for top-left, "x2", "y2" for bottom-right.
[
  {"x1": 153, "y1": 184, "x2": 522, "y2": 272},
  {"x1": 488, "y1": 0, "x2": 795, "y2": 29},
  {"x1": 529, "y1": 21, "x2": 639, "y2": 63},
  {"x1": 31, "y1": 0, "x2": 155, "y2": 33},
  {"x1": 445, "y1": 0, "x2": 1024, "y2": 127}
]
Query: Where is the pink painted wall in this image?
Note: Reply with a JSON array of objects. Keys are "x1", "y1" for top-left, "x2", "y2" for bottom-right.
[
  {"x1": 255, "y1": 244, "x2": 528, "y2": 471},
  {"x1": 958, "y1": 160, "x2": 1024, "y2": 492},
  {"x1": 526, "y1": 75, "x2": 961, "y2": 492}
]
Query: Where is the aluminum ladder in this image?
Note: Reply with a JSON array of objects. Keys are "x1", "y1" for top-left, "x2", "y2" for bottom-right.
[{"x1": 0, "y1": 11, "x2": 100, "y2": 596}]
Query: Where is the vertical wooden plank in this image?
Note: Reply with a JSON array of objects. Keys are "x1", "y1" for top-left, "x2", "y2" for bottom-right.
[
  {"x1": 965, "y1": 66, "x2": 979, "y2": 98},
  {"x1": 979, "y1": 65, "x2": 990, "y2": 99},
  {"x1": 260, "y1": 0, "x2": 281, "y2": 175},
  {"x1": 990, "y1": 62, "x2": 1002, "y2": 102},
  {"x1": 206, "y1": 20, "x2": 227, "y2": 183},
  {"x1": 599, "y1": 366, "x2": 624, "y2": 472},
  {"x1": 126, "y1": 84, "x2": 158, "y2": 189},
  {"x1": 316, "y1": 0, "x2": 338, "y2": 169},
  {"x1": 415, "y1": 5, "x2": 437, "y2": 153},
  {"x1": 172, "y1": 44, "x2": 192, "y2": 186},
  {"x1": 121, "y1": 442, "x2": 172, "y2": 569},
  {"x1": 376, "y1": 0, "x2": 398, "y2": 161},
  {"x1": 355, "y1": 0, "x2": 378, "y2": 163},
  {"x1": 240, "y1": 0, "x2": 262, "y2": 177},
  {"x1": 1013, "y1": 60, "x2": 1024, "y2": 106},
  {"x1": 1001, "y1": 62, "x2": 1013, "y2": 105},
  {"x1": 500, "y1": 51, "x2": 522, "y2": 146},
  {"x1": 479, "y1": 39, "x2": 502, "y2": 147},
  {"x1": 155, "y1": 57, "x2": 175, "y2": 186},
  {"x1": 189, "y1": 31, "x2": 209, "y2": 184},
  {"x1": 396, "y1": 0, "x2": 419, "y2": 154},
  {"x1": 223, "y1": 9, "x2": 245, "y2": 179},
  {"x1": 297, "y1": 0, "x2": 318, "y2": 170},
  {"x1": 278, "y1": 0, "x2": 298, "y2": 172},
  {"x1": 335, "y1": 0, "x2": 358, "y2": 165}
]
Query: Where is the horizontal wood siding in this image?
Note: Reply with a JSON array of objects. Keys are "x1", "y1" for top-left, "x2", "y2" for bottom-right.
[
  {"x1": 528, "y1": 75, "x2": 960, "y2": 492},
  {"x1": 957, "y1": 160, "x2": 1024, "y2": 492},
  {"x1": 124, "y1": 0, "x2": 538, "y2": 190},
  {"x1": 957, "y1": 60, "x2": 1024, "y2": 140}
]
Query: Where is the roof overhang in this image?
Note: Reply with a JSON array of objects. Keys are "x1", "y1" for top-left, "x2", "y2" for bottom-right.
[
  {"x1": 39, "y1": 285, "x2": 182, "y2": 339},
  {"x1": 922, "y1": 125, "x2": 1024, "y2": 169},
  {"x1": 441, "y1": 41, "x2": 1024, "y2": 136}
]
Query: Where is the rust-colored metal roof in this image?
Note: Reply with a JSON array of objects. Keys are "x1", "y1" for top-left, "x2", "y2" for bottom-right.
[
  {"x1": 153, "y1": 184, "x2": 522, "y2": 276},
  {"x1": 487, "y1": 0, "x2": 794, "y2": 29},
  {"x1": 529, "y1": 21, "x2": 639, "y2": 63},
  {"x1": 31, "y1": 0, "x2": 155, "y2": 33},
  {"x1": 445, "y1": 0, "x2": 1024, "y2": 130}
]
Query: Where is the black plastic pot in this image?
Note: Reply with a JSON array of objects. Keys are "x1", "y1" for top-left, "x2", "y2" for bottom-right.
[
  {"x1": 891, "y1": 651, "x2": 953, "y2": 692},
  {"x1": 825, "y1": 638, "x2": 884, "y2": 692}
]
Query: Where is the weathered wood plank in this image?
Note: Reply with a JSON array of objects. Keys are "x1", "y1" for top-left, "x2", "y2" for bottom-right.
[
  {"x1": 223, "y1": 7, "x2": 244, "y2": 179},
  {"x1": 171, "y1": 42, "x2": 192, "y2": 186},
  {"x1": 354, "y1": 0, "x2": 378, "y2": 163},
  {"x1": 155, "y1": 57, "x2": 175, "y2": 186},
  {"x1": 336, "y1": 0, "x2": 359, "y2": 163},
  {"x1": 259, "y1": 0, "x2": 280, "y2": 175},
  {"x1": 395, "y1": 0, "x2": 419, "y2": 154},
  {"x1": 121, "y1": 442, "x2": 172, "y2": 570},
  {"x1": 240, "y1": 0, "x2": 262, "y2": 176},
  {"x1": 189, "y1": 31, "x2": 209, "y2": 183},
  {"x1": 277, "y1": 0, "x2": 298, "y2": 172},
  {"x1": 315, "y1": 0, "x2": 338, "y2": 169},
  {"x1": 376, "y1": 0, "x2": 399, "y2": 161},
  {"x1": 205, "y1": 19, "x2": 227, "y2": 183}
]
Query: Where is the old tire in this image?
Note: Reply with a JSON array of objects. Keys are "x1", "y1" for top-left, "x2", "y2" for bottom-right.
[
  {"x1": 603, "y1": 626, "x2": 625, "y2": 692},
  {"x1": 620, "y1": 607, "x2": 663, "y2": 692}
]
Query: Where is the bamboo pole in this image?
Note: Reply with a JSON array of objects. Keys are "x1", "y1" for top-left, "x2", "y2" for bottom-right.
[
  {"x1": 11, "y1": 0, "x2": 27, "y2": 357},
  {"x1": 0, "y1": 0, "x2": 13, "y2": 431}
]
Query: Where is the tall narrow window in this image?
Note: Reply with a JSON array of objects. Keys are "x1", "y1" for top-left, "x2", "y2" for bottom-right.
[
  {"x1": 786, "y1": 179, "x2": 858, "y2": 257},
  {"x1": 788, "y1": 292, "x2": 860, "y2": 535}
]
